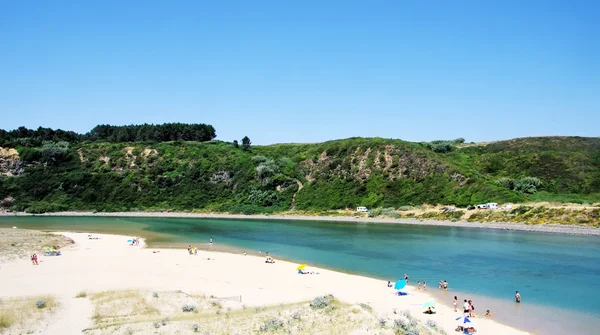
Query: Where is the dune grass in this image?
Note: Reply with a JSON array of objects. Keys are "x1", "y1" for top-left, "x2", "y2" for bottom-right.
[{"x1": 0, "y1": 295, "x2": 57, "y2": 331}]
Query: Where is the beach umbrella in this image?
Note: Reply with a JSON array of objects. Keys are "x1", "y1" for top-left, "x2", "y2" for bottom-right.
[
  {"x1": 394, "y1": 280, "x2": 406, "y2": 290},
  {"x1": 422, "y1": 301, "x2": 436, "y2": 308},
  {"x1": 455, "y1": 316, "x2": 473, "y2": 325},
  {"x1": 296, "y1": 264, "x2": 307, "y2": 270},
  {"x1": 127, "y1": 239, "x2": 133, "y2": 242}
]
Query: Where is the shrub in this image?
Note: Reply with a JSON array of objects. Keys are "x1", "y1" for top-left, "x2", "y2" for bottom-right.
[
  {"x1": 259, "y1": 318, "x2": 284, "y2": 332},
  {"x1": 426, "y1": 319, "x2": 438, "y2": 329},
  {"x1": 161, "y1": 318, "x2": 168, "y2": 326},
  {"x1": 291, "y1": 311, "x2": 301, "y2": 320},
  {"x1": 40, "y1": 141, "x2": 70, "y2": 164},
  {"x1": 152, "y1": 292, "x2": 159, "y2": 298},
  {"x1": 514, "y1": 176, "x2": 542, "y2": 194},
  {"x1": 216, "y1": 309, "x2": 222, "y2": 315},
  {"x1": 153, "y1": 321, "x2": 161, "y2": 328},
  {"x1": 496, "y1": 177, "x2": 515, "y2": 190},
  {"x1": 379, "y1": 317, "x2": 387, "y2": 327},
  {"x1": 369, "y1": 207, "x2": 400, "y2": 218},
  {"x1": 36, "y1": 300, "x2": 47, "y2": 309},
  {"x1": 398, "y1": 206, "x2": 412, "y2": 211},
  {"x1": 75, "y1": 291, "x2": 87, "y2": 298},
  {"x1": 209, "y1": 300, "x2": 222, "y2": 309},
  {"x1": 124, "y1": 328, "x2": 134, "y2": 335},
  {"x1": 192, "y1": 324, "x2": 199, "y2": 332},
  {"x1": 309, "y1": 295, "x2": 334, "y2": 309},
  {"x1": 181, "y1": 304, "x2": 197, "y2": 312}
]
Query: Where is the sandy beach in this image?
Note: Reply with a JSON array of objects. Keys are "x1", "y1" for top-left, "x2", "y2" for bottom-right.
[{"x1": 0, "y1": 229, "x2": 529, "y2": 334}]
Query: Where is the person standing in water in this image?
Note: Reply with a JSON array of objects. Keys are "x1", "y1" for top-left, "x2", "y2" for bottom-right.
[
  {"x1": 515, "y1": 291, "x2": 521, "y2": 303},
  {"x1": 209, "y1": 237, "x2": 213, "y2": 244},
  {"x1": 423, "y1": 282, "x2": 427, "y2": 290},
  {"x1": 417, "y1": 281, "x2": 421, "y2": 290},
  {"x1": 443, "y1": 280, "x2": 448, "y2": 291}
]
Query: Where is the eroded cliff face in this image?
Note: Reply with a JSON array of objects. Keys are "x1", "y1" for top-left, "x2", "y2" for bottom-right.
[{"x1": 0, "y1": 148, "x2": 24, "y2": 176}]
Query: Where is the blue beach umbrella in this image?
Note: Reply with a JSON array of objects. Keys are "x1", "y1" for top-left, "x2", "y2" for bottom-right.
[
  {"x1": 455, "y1": 316, "x2": 473, "y2": 325},
  {"x1": 127, "y1": 239, "x2": 133, "y2": 242},
  {"x1": 394, "y1": 280, "x2": 406, "y2": 290}
]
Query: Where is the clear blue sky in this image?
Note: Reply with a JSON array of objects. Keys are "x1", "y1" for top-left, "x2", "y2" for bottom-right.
[{"x1": 1, "y1": 1, "x2": 598, "y2": 144}]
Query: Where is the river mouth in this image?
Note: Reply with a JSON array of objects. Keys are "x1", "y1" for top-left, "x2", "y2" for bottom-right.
[{"x1": 2, "y1": 216, "x2": 599, "y2": 334}]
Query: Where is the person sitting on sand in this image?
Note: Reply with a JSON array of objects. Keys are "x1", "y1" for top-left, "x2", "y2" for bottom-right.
[
  {"x1": 265, "y1": 256, "x2": 275, "y2": 264},
  {"x1": 424, "y1": 307, "x2": 435, "y2": 314},
  {"x1": 387, "y1": 281, "x2": 392, "y2": 287},
  {"x1": 298, "y1": 269, "x2": 308, "y2": 274},
  {"x1": 485, "y1": 309, "x2": 493, "y2": 317}
]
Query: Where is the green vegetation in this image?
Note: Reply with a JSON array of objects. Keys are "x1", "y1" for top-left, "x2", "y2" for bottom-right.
[{"x1": 1, "y1": 128, "x2": 600, "y2": 224}]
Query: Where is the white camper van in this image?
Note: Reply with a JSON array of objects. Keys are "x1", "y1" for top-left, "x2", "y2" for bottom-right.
[
  {"x1": 356, "y1": 206, "x2": 369, "y2": 212},
  {"x1": 487, "y1": 203, "x2": 498, "y2": 209}
]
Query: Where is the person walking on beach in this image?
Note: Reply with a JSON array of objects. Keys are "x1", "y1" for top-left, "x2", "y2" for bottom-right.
[
  {"x1": 417, "y1": 281, "x2": 421, "y2": 290},
  {"x1": 515, "y1": 291, "x2": 521, "y2": 303},
  {"x1": 468, "y1": 300, "x2": 474, "y2": 317},
  {"x1": 463, "y1": 299, "x2": 469, "y2": 315},
  {"x1": 31, "y1": 254, "x2": 38, "y2": 265},
  {"x1": 423, "y1": 282, "x2": 427, "y2": 290},
  {"x1": 443, "y1": 280, "x2": 448, "y2": 291},
  {"x1": 453, "y1": 296, "x2": 458, "y2": 312}
]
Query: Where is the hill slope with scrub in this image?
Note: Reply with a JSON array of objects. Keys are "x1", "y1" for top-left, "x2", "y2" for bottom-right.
[{"x1": 0, "y1": 127, "x2": 599, "y2": 222}]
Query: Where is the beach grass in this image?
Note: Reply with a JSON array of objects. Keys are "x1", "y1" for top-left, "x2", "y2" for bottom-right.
[
  {"x1": 81, "y1": 289, "x2": 447, "y2": 335},
  {"x1": 0, "y1": 295, "x2": 57, "y2": 331}
]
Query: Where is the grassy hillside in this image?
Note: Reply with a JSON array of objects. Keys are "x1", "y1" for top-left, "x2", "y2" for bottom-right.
[{"x1": 1, "y1": 136, "x2": 599, "y2": 215}]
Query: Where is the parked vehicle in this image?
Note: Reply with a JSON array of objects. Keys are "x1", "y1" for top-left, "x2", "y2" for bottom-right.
[
  {"x1": 501, "y1": 205, "x2": 513, "y2": 210},
  {"x1": 441, "y1": 206, "x2": 456, "y2": 212},
  {"x1": 477, "y1": 204, "x2": 489, "y2": 209},
  {"x1": 356, "y1": 206, "x2": 369, "y2": 213},
  {"x1": 467, "y1": 205, "x2": 476, "y2": 210},
  {"x1": 487, "y1": 202, "x2": 498, "y2": 209}
]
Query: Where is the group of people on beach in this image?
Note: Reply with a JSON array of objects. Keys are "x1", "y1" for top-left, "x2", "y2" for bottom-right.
[
  {"x1": 415, "y1": 279, "x2": 448, "y2": 291},
  {"x1": 129, "y1": 237, "x2": 140, "y2": 246}
]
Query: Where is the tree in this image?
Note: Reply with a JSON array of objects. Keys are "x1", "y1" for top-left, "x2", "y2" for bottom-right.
[
  {"x1": 233, "y1": 140, "x2": 239, "y2": 148},
  {"x1": 241, "y1": 136, "x2": 251, "y2": 151}
]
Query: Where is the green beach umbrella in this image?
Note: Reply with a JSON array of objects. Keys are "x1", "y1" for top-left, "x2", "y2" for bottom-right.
[{"x1": 422, "y1": 301, "x2": 436, "y2": 308}]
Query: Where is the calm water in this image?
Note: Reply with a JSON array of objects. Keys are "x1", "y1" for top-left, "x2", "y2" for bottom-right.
[{"x1": 1, "y1": 216, "x2": 599, "y2": 334}]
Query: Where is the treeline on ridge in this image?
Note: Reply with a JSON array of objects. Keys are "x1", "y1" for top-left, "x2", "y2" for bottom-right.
[{"x1": 0, "y1": 123, "x2": 217, "y2": 148}]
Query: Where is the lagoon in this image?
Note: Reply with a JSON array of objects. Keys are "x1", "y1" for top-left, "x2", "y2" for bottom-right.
[{"x1": 1, "y1": 216, "x2": 599, "y2": 334}]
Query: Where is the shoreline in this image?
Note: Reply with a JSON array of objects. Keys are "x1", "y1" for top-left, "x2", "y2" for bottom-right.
[
  {"x1": 2, "y1": 210, "x2": 599, "y2": 236},
  {"x1": 0, "y1": 230, "x2": 531, "y2": 335}
]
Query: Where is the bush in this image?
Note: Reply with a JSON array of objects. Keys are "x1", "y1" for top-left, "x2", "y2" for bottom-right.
[
  {"x1": 359, "y1": 303, "x2": 372, "y2": 312},
  {"x1": 153, "y1": 321, "x2": 161, "y2": 328},
  {"x1": 496, "y1": 177, "x2": 515, "y2": 190},
  {"x1": 161, "y1": 318, "x2": 168, "y2": 326},
  {"x1": 75, "y1": 291, "x2": 87, "y2": 298},
  {"x1": 181, "y1": 304, "x2": 197, "y2": 312},
  {"x1": 426, "y1": 319, "x2": 438, "y2": 329},
  {"x1": 259, "y1": 318, "x2": 284, "y2": 332},
  {"x1": 152, "y1": 292, "x2": 158, "y2": 298},
  {"x1": 514, "y1": 176, "x2": 542, "y2": 194},
  {"x1": 36, "y1": 300, "x2": 46, "y2": 309},
  {"x1": 379, "y1": 317, "x2": 387, "y2": 327},
  {"x1": 368, "y1": 207, "x2": 400, "y2": 218},
  {"x1": 309, "y1": 295, "x2": 334, "y2": 309},
  {"x1": 291, "y1": 311, "x2": 301, "y2": 320},
  {"x1": 40, "y1": 141, "x2": 70, "y2": 164},
  {"x1": 124, "y1": 327, "x2": 134, "y2": 335},
  {"x1": 192, "y1": 324, "x2": 200, "y2": 332}
]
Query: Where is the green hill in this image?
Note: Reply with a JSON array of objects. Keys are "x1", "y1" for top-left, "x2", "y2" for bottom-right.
[{"x1": 1, "y1": 129, "x2": 599, "y2": 215}]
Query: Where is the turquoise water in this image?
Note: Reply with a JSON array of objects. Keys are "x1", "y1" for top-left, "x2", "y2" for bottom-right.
[{"x1": 2, "y1": 216, "x2": 599, "y2": 333}]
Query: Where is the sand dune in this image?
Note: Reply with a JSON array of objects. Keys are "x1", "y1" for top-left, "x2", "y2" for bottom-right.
[{"x1": 0, "y1": 231, "x2": 528, "y2": 334}]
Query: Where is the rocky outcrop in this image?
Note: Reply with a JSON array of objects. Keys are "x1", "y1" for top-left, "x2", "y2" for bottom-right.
[{"x1": 0, "y1": 148, "x2": 24, "y2": 176}]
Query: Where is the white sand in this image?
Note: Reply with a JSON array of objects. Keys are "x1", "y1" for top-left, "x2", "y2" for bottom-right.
[{"x1": 0, "y1": 232, "x2": 529, "y2": 334}]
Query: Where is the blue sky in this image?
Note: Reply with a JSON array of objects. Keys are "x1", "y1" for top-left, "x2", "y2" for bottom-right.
[{"x1": 1, "y1": 1, "x2": 598, "y2": 144}]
